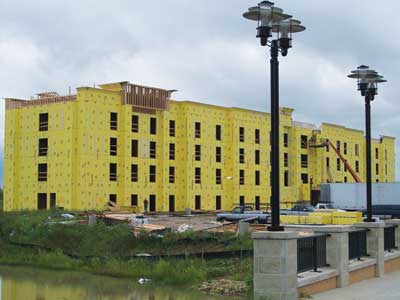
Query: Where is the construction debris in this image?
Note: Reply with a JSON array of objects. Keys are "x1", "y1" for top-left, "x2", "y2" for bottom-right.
[
  {"x1": 138, "y1": 278, "x2": 152, "y2": 284},
  {"x1": 199, "y1": 279, "x2": 248, "y2": 296}
]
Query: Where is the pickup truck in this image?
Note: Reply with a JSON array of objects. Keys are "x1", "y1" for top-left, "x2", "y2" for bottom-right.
[
  {"x1": 281, "y1": 205, "x2": 316, "y2": 216},
  {"x1": 216, "y1": 206, "x2": 270, "y2": 224}
]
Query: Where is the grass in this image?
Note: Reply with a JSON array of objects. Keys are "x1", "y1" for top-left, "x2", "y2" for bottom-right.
[{"x1": 0, "y1": 211, "x2": 253, "y2": 287}]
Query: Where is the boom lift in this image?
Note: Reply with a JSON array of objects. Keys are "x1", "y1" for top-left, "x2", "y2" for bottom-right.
[{"x1": 309, "y1": 133, "x2": 361, "y2": 183}]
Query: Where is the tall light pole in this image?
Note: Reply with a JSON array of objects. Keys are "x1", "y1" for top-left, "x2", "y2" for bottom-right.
[
  {"x1": 243, "y1": 1, "x2": 305, "y2": 231},
  {"x1": 348, "y1": 66, "x2": 387, "y2": 222}
]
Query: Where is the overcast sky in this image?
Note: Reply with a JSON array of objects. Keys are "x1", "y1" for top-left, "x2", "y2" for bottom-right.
[{"x1": 0, "y1": 0, "x2": 399, "y2": 185}]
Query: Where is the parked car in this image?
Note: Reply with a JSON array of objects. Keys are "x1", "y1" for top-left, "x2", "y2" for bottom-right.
[
  {"x1": 281, "y1": 204, "x2": 316, "y2": 216},
  {"x1": 315, "y1": 203, "x2": 334, "y2": 210},
  {"x1": 216, "y1": 206, "x2": 270, "y2": 224}
]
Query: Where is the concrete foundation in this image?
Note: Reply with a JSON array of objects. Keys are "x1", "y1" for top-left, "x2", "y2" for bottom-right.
[
  {"x1": 252, "y1": 231, "x2": 298, "y2": 300},
  {"x1": 355, "y1": 222, "x2": 386, "y2": 277}
]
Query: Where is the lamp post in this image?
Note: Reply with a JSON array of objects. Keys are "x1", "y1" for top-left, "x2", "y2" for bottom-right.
[
  {"x1": 348, "y1": 65, "x2": 387, "y2": 222},
  {"x1": 243, "y1": 1, "x2": 305, "y2": 231}
]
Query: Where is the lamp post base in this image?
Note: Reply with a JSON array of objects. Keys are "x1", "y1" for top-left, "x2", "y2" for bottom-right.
[
  {"x1": 363, "y1": 217, "x2": 377, "y2": 223},
  {"x1": 267, "y1": 225, "x2": 285, "y2": 232}
]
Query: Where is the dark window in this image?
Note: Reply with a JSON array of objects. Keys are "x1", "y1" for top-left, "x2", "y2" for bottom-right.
[
  {"x1": 301, "y1": 135, "x2": 308, "y2": 149},
  {"x1": 255, "y1": 150, "x2": 260, "y2": 165},
  {"x1": 38, "y1": 163, "x2": 47, "y2": 181},
  {"x1": 150, "y1": 118, "x2": 157, "y2": 135},
  {"x1": 169, "y1": 143, "x2": 175, "y2": 160},
  {"x1": 110, "y1": 137, "x2": 117, "y2": 156},
  {"x1": 39, "y1": 113, "x2": 48, "y2": 131},
  {"x1": 216, "y1": 196, "x2": 222, "y2": 210},
  {"x1": 301, "y1": 173, "x2": 309, "y2": 184},
  {"x1": 195, "y1": 167, "x2": 201, "y2": 184},
  {"x1": 109, "y1": 163, "x2": 117, "y2": 181},
  {"x1": 255, "y1": 196, "x2": 260, "y2": 210},
  {"x1": 356, "y1": 161, "x2": 359, "y2": 173},
  {"x1": 216, "y1": 147, "x2": 222, "y2": 163},
  {"x1": 255, "y1": 129, "x2": 260, "y2": 144},
  {"x1": 326, "y1": 157, "x2": 330, "y2": 167},
  {"x1": 336, "y1": 141, "x2": 341, "y2": 152},
  {"x1": 132, "y1": 115, "x2": 139, "y2": 132},
  {"x1": 255, "y1": 170, "x2": 260, "y2": 186},
  {"x1": 344, "y1": 142, "x2": 348, "y2": 155},
  {"x1": 239, "y1": 196, "x2": 245, "y2": 206},
  {"x1": 337, "y1": 158, "x2": 341, "y2": 171},
  {"x1": 240, "y1": 170, "x2": 245, "y2": 185},
  {"x1": 376, "y1": 179, "x2": 380, "y2": 183},
  {"x1": 376, "y1": 148, "x2": 379, "y2": 159},
  {"x1": 37, "y1": 193, "x2": 47, "y2": 210},
  {"x1": 344, "y1": 177, "x2": 348, "y2": 183},
  {"x1": 284, "y1": 153, "x2": 289, "y2": 167},
  {"x1": 109, "y1": 194, "x2": 117, "y2": 204},
  {"x1": 131, "y1": 140, "x2": 138, "y2": 157},
  {"x1": 131, "y1": 164, "x2": 138, "y2": 182},
  {"x1": 216, "y1": 169, "x2": 222, "y2": 185},
  {"x1": 376, "y1": 163, "x2": 379, "y2": 175},
  {"x1": 195, "y1": 122, "x2": 201, "y2": 138},
  {"x1": 169, "y1": 195, "x2": 175, "y2": 213},
  {"x1": 301, "y1": 154, "x2": 308, "y2": 168},
  {"x1": 239, "y1": 127, "x2": 245, "y2": 142},
  {"x1": 216, "y1": 125, "x2": 222, "y2": 141},
  {"x1": 110, "y1": 112, "x2": 118, "y2": 130},
  {"x1": 50, "y1": 193, "x2": 56, "y2": 209},
  {"x1": 284, "y1": 133, "x2": 289, "y2": 147},
  {"x1": 195, "y1": 145, "x2": 201, "y2": 161},
  {"x1": 344, "y1": 164, "x2": 347, "y2": 172},
  {"x1": 195, "y1": 195, "x2": 201, "y2": 210},
  {"x1": 284, "y1": 171, "x2": 289, "y2": 187},
  {"x1": 149, "y1": 165, "x2": 156, "y2": 183},
  {"x1": 355, "y1": 144, "x2": 359, "y2": 156},
  {"x1": 326, "y1": 139, "x2": 330, "y2": 152},
  {"x1": 169, "y1": 120, "x2": 176, "y2": 137},
  {"x1": 131, "y1": 194, "x2": 138, "y2": 207},
  {"x1": 239, "y1": 148, "x2": 245, "y2": 164},
  {"x1": 150, "y1": 141, "x2": 157, "y2": 159},
  {"x1": 38, "y1": 138, "x2": 48, "y2": 156},
  {"x1": 169, "y1": 166, "x2": 175, "y2": 183},
  {"x1": 149, "y1": 195, "x2": 156, "y2": 212}
]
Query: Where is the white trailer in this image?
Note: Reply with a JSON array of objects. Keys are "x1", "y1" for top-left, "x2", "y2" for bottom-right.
[{"x1": 320, "y1": 183, "x2": 400, "y2": 217}]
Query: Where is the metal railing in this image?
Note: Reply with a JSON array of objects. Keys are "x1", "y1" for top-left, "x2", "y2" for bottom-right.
[
  {"x1": 384, "y1": 225, "x2": 397, "y2": 252},
  {"x1": 297, "y1": 234, "x2": 328, "y2": 273},
  {"x1": 349, "y1": 229, "x2": 368, "y2": 260}
]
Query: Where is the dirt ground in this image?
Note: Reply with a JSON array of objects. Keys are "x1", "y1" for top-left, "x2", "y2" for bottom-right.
[{"x1": 145, "y1": 213, "x2": 223, "y2": 231}]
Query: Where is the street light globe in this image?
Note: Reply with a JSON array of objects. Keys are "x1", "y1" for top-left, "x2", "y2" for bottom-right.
[
  {"x1": 272, "y1": 19, "x2": 306, "y2": 56},
  {"x1": 243, "y1": 1, "x2": 291, "y2": 46},
  {"x1": 348, "y1": 65, "x2": 380, "y2": 96}
]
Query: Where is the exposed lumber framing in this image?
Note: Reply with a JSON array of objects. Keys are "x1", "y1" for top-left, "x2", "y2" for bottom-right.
[
  {"x1": 5, "y1": 96, "x2": 77, "y2": 110},
  {"x1": 122, "y1": 83, "x2": 172, "y2": 111}
]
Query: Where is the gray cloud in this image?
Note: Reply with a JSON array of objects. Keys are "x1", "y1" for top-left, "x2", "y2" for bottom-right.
[{"x1": 0, "y1": 0, "x2": 399, "y2": 185}]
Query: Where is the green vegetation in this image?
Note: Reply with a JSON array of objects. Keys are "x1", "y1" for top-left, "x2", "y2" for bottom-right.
[
  {"x1": 0, "y1": 187, "x2": 3, "y2": 211},
  {"x1": 0, "y1": 211, "x2": 253, "y2": 288}
]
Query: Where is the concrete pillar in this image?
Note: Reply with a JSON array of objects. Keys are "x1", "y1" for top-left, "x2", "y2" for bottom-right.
[
  {"x1": 238, "y1": 221, "x2": 250, "y2": 235},
  {"x1": 355, "y1": 222, "x2": 386, "y2": 277},
  {"x1": 385, "y1": 219, "x2": 400, "y2": 247},
  {"x1": 314, "y1": 226, "x2": 350, "y2": 288},
  {"x1": 252, "y1": 231, "x2": 298, "y2": 300}
]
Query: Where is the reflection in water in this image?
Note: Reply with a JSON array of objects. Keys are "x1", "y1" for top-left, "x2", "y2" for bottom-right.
[{"x1": 0, "y1": 266, "x2": 225, "y2": 300}]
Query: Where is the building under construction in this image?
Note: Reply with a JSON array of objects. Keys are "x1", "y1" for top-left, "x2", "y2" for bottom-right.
[{"x1": 3, "y1": 82, "x2": 396, "y2": 212}]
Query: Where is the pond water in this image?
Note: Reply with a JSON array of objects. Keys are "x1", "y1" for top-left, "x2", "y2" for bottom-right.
[{"x1": 0, "y1": 266, "x2": 227, "y2": 300}]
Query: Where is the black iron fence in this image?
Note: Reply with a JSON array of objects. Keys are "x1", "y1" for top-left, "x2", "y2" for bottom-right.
[
  {"x1": 384, "y1": 225, "x2": 397, "y2": 252},
  {"x1": 297, "y1": 234, "x2": 328, "y2": 273},
  {"x1": 349, "y1": 229, "x2": 368, "y2": 260}
]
